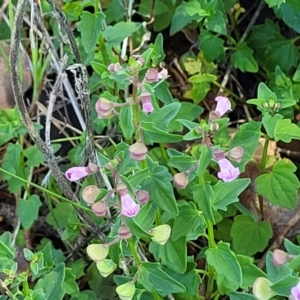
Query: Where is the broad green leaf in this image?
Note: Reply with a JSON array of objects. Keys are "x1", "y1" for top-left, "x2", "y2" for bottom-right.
[
  {"x1": 139, "y1": 262, "x2": 186, "y2": 295},
  {"x1": 275, "y1": 65, "x2": 292, "y2": 88},
  {"x1": 199, "y1": 30, "x2": 225, "y2": 62},
  {"x1": 17, "y1": 195, "x2": 42, "y2": 230},
  {"x1": 274, "y1": 0, "x2": 300, "y2": 33},
  {"x1": 163, "y1": 261, "x2": 201, "y2": 297},
  {"x1": 141, "y1": 165, "x2": 178, "y2": 216},
  {"x1": 119, "y1": 105, "x2": 134, "y2": 140},
  {"x1": 23, "y1": 146, "x2": 44, "y2": 167},
  {"x1": 196, "y1": 145, "x2": 212, "y2": 177},
  {"x1": 262, "y1": 113, "x2": 283, "y2": 138},
  {"x1": 230, "y1": 292, "x2": 256, "y2": 300},
  {"x1": 293, "y1": 63, "x2": 300, "y2": 82},
  {"x1": 125, "y1": 218, "x2": 152, "y2": 238},
  {"x1": 146, "y1": 102, "x2": 181, "y2": 129},
  {"x1": 149, "y1": 236, "x2": 187, "y2": 273},
  {"x1": 132, "y1": 203, "x2": 157, "y2": 231},
  {"x1": 256, "y1": 159, "x2": 299, "y2": 209},
  {"x1": 231, "y1": 216, "x2": 272, "y2": 256},
  {"x1": 142, "y1": 122, "x2": 183, "y2": 143},
  {"x1": 167, "y1": 153, "x2": 197, "y2": 172},
  {"x1": 168, "y1": 102, "x2": 203, "y2": 132},
  {"x1": 284, "y1": 238, "x2": 300, "y2": 255},
  {"x1": 150, "y1": 33, "x2": 166, "y2": 63},
  {"x1": 64, "y1": 267, "x2": 79, "y2": 297},
  {"x1": 155, "y1": 81, "x2": 173, "y2": 104},
  {"x1": 204, "y1": 10, "x2": 226, "y2": 35},
  {"x1": 170, "y1": 1, "x2": 208, "y2": 35},
  {"x1": 90, "y1": 61, "x2": 108, "y2": 76},
  {"x1": 193, "y1": 183, "x2": 215, "y2": 223},
  {"x1": 271, "y1": 276, "x2": 299, "y2": 297},
  {"x1": 274, "y1": 119, "x2": 300, "y2": 142},
  {"x1": 172, "y1": 202, "x2": 205, "y2": 241},
  {"x1": 212, "y1": 179, "x2": 251, "y2": 211},
  {"x1": 236, "y1": 255, "x2": 267, "y2": 289},
  {"x1": 78, "y1": 12, "x2": 105, "y2": 53},
  {"x1": 230, "y1": 43, "x2": 258, "y2": 73},
  {"x1": 229, "y1": 121, "x2": 261, "y2": 171},
  {"x1": 35, "y1": 262, "x2": 65, "y2": 299},
  {"x1": 0, "y1": 240, "x2": 14, "y2": 261},
  {"x1": 103, "y1": 22, "x2": 142, "y2": 47},
  {"x1": 265, "y1": 0, "x2": 285, "y2": 8},
  {"x1": 206, "y1": 242, "x2": 242, "y2": 293}
]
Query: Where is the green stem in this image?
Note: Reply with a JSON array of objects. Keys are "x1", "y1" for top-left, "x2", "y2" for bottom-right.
[
  {"x1": 195, "y1": 269, "x2": 210, "y2": 276},
  {"x1": 0, "y1": 167, "x2": 92, "y2": 212},
  {"x1": 152, "y1": 291, "x2": 163, "y2": 300},
  {"x1": 22, "y1": 277, "x2": 30, "y2": 297},
  {"x1": 128, "y1": 237, "x2": 142, "y2": 265},
  {"x1": 159, "y1": 143, "x2": 176, "y2": 175},
  {"x1": 206, "y1": 219, "x2": 216, "y2": 248},
  {"x1": 261, "y1": 135, "x2": 270, "y2": 172},
  {"x1": 155, "y1": 209, "x2": 162, "y2": 226}
]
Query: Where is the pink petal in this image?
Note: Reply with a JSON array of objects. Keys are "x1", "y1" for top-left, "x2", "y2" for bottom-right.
[
  {"x1": 65, "y1": 167, "x2": 89, "y2": 181},
  {"x1": 121, "y1": 194, "x2": 140, "y2": 217},
  {"x1": 215, "y1": 96, "x2": 231, "y2": 117},
  {"x1": 217, "y1": 158, "x2": 240, "y2": 182}
]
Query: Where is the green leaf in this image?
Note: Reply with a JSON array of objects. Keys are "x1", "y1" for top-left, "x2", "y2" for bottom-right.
[
  {"x1": 236, "y1": 255, "x2": 267, "y2": 289},
  {"x1": 139, "y1": 262, "x2": 186, "y2": 295},
  {"x1": 265, "y1": 0, "x2": 285, "y2": 8},
  {"x1": 204, "y1": 10, "x2": 226, "y2": 35},
  {"x1": 167, "y1": 151, "x2": 197, "y2": 172},
  {"x1": 256, "y1": 159, "x2": 299, "y2": 209},
  {"x1": 0, "y1": 240, "x2": 14, "y2": 261},
  {"x1": 35, "y1": 262, "x2": 65, "y2": 299},
  {"x1": 274, "y1": 0, "x2": 300, "y2": 33},
  {"x1": 229, "y1": 121, "x2": 261, "y2": 171},
  {"x1": 125, "y1": 218, "x2": 152, "y2": 238},
  {"x1": 103, "y1": 22, "x2": 142, "y2": 47},
  {"x1": 196, "y1": 145, "x2": 212, "y2": 177},
  {"x1": 141, "y1": 165, "x2": 178, "y2": 217},
  {"x1": 155, "y1": 81, "x2": 173, "y2": 104},
  {"x1": 168, "y1": 102, "x2": 203, "y2": 132},
  {"x1": 274, "y1": 119, "x2": 300, "y2": 142},
  {"x1": 78, "y1": 12, "x2": 105, "y2": 53},
  {"x1": 230, "y1": 292, "x2": 256, "y2": 300},
  {"x1": 262, "y1": 113, "x2": 283, "y2": 138},
  {"x1": 212, "y1": 179, "x2": 251, "y2": 211},
  {"x1": 64, "y1": 267, "x2": 79, "y2": 297},
  {"x1": 231, "y1": 216, "x2": 272, "y2": 256},
  {"x1": 23, "y1": 146, "x2": 44, "y2": 167},
  {"x1": 206, "y1": 242, "x2": 242, "y2": 293},
  {"x1": 149, "y1": 236, "x2": 187, "y2": 273},
  {"x1": 199, "y1": 30, "x2": 225, "y2": 62},
  {"x1": 193, "y1": 183, "x2": 215, "y2": 223},
  {"x1": 146, "y1": 102, "x2": 181, "y2": 130},
  {"x1": 271, "y1": 275, "x2": 299, "y2": 297},
  {"x1": 172, "y1": 202, "x2": 205, "y2": 241},
  {"x1": 230, "y1": 42, "x2": 258, "y2": 73},
  {"x1": 275, "y1": 65, "x2": 292, "y2": 88},
  {"x1": 17, "y1": 195, "x2": 42, "y2": 230},
  {"x1": 119, "y1": 105, "x2": 134, "y2": 140},
  {"x1": 142, "y1": 122, "x2": 183, "y2": 143},
  {"x1": 150, "y1": 33, "x2": 166, "y2": 64},
  {"x1": 170, "y1": 1, "x2": 208, "y2": 35}
]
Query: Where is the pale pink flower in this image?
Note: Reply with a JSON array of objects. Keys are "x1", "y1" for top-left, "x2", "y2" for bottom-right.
[
  {"x1": 65, "y1": 166, "x2": 90, "y2": 181},
  {"x1": 129, "y1": 141, "x2": 148, "y2": 161},
  {"x1": 140, "y1": 91, "x2": 154, "y2": 113},
  {"x1": 291, "y1": 281, "x2": 300, "y2": 300},
  {"x1": 144, "y1": 68, "x2": 159, "y2": 82},
  {"x1": 209, "y1": 96, "x2": 231, "y2": 120},
  {"x1": 217, "y1": 158, "x2": 240, "y2": 182},
  {"x1": 121, "y1": 194, "x2": 140, "y2": 217}
]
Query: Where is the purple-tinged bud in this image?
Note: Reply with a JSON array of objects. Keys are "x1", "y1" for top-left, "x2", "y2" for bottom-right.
[
  {"x1": 136, "y1": 190, "x2": 149, "y2": 204},
  {"x1": 92, "y1": 201, "x2": 107, "y2": 217},
  {"x1": 144, "y1": 68, "x2": 159, "y2": 82},
  {"x1": 107, "y1": 63, "x2": 115, "y2": 72},
  {"x1": 95, "y1": 98, "x2": 115, "y2": 119},
  {"x1": 213, "y1": 150, "x2": 226, "y2": 161},
  {"x1": 129, "y1": 141, "x2": 148, "y2": 161},
  {"x1": 158, "y1": 68, "x2": 168, "y2": 80},
  {"x1": 274, "y1": 103, "x2": 281, "y2": 110},
  {"x1": 87, "y1": 244, "x2": 109, "y2": 262},
  {"x1": 227, "y1": 146, "x2": 244, "y2": 163},
  {"x1": 96, "y1": 259, "x2": 116, "y2": 277},
  {"x1": 173, "y1": 172, "x2": 189, "y2": 189},
  {"x1": 149, "y1": 224, "x2": 171, "y2": 245},
  {"x1": 273, "y1": 249, "x2": 295, "y2": 266},
  {"x1": 137, "y1": 56, "x2": 145, "y2": 66},
  {"x1": 113, "y1": 62, "x2": 123, "y2": 72},
  {"x1": 116, "y1": 282, "x2": 136, "y2": 300},
  {"x1": 87, "y1": 162, "x2": 99, "y2": 173},
  {"x1": 82, "y1": 185, "x2": 100, "y2": 206},
  {"x1": 117, "y1": 183, "x2": 128, "y2": 196},
  {"x1": 195, "y1": 127, "x2": 203, "y2": 135},
  {"x1": 209, "y1": 122, "x2": 219, "y2": 132},
  {"x1": 118, "y1": 225, "x2": 132, "y2": 240},
  {"x1": 252, "y1": 278, "x2": 275, "y2": 300},
  {"x1": 208, "y1": 111, "x2": 221, "y2": 121}
]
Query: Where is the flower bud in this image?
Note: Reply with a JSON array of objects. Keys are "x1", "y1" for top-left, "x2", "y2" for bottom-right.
[
  {"x1": 107, "y1": 63, "x2": 115, "y2": 72},
  {"x1": 274, "y1": 102, "x2": 281, "y2": 110},
  {"x1": 82, "y1": 185, "x2": 100, "y2": 206},
  {"x1": 144, "y1": 68, "x2": 159, "y2": 82},
  {"x1": 92, "y1": 201, "x2": 107, "y2": 217},
  {"x1": 118, "y1": 225, "x2": 132, "y2": 240},
  {"x1": 129, "y1": 141, "x2": 148, "y2": 161},
  {"x1": 149, "y1": 224, "x2": 171, "y2": 245},
  {"x1": 173, "y1": 172, "x2": 189, "y2": 189},
  {"x1": 252, "y1": 277, "x2": 275, "y2": 300},
  {"x1": 273, "y1": 249, "x2": 295, "y2": 266},
  {"x1": 117, "y1": 183, "x2": 128, "y2": 196},
  {"x1": 195, "y1": 127, "x2": 203, "y2": 135},
  {"x1": 95, "y1": 98, "x2": 115, "y2": 118},
  {"x1": 87, "y1": 244, "x2": 109, "y2": 262},
  {"x1": 96, "y1": 259, "x2": 116, "y2": 277},
  {"x1": 209, "y1": 122, "x2": 219, "y2": 132},
  {"x1": 213, "y1": 150, "x2": 226, "y2": 161},
  {"x1": 136, "y1": 190, "x2": 149, "y2": 204},
  {"x1": 140, "y1": 91, "x2": 154, "y2": 113},
  {"x1": 227, "y1": 146, "x2": 244, "y2": 163},
  {"x1": 65, "y1": 166, "x2": 93, "y2": 181},
  {"x1": 208, "y1": 111, "x2": 221, "y2": 121},
  {"x1": 87, "y1": 163, "x2": 99, "y2": 173},
  {"x1": 263, "y1": 102, "x2": 269, "y2": 109},
  {"x1": 116, "y1": 282, "x2": 136, "y2": 300}
]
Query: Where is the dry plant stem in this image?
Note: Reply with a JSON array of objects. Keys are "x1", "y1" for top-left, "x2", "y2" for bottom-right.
[
  {"x1": 10, "y1": 0, "x2": 77, "y2": 203},
  {"x1": 45, "y1": 0, "x2": 101, "y2": 187},
  {"x1": 45, "y1": 55, "x2": 67, "y2": 148}
]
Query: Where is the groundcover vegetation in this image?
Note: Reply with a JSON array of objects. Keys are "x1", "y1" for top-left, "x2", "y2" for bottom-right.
[{"x1": 1, "y1": 0, "x2": 300, "y2": 299}]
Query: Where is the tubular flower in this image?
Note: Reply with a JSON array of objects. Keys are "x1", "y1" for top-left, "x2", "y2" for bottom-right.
[
  {"x1": 140, "y1": 90, "x2": 154, "y2": 113},
  {"x1": 65, "y1": 163, "x2": 97, "y2": 182},
  {"x1": 118, "y1": 184, "x2": 140, "y2": 217},
  {"x1": 292, "y1": 281, "x2": 300, "y2": 300},
  {"x1": 217, "y1": 158, "x2": 240, "y2": 182},
  {"x1": 209, "y1": 96, "x2": 231, "y2": 120}
]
